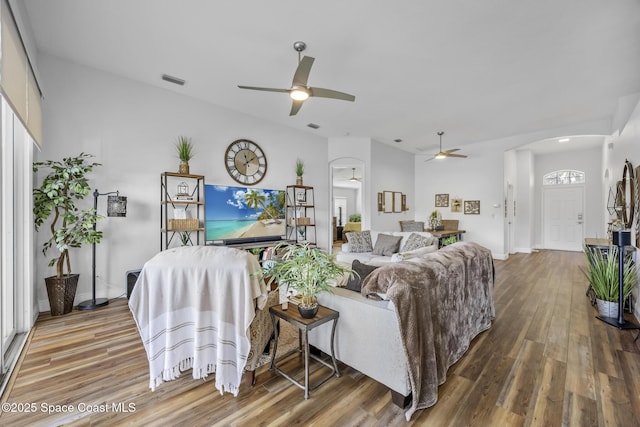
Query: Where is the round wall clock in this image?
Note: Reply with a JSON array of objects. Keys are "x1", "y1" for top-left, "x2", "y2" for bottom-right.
[{"x1": 224, "y1": 139, "x2": 267, "y2": 185}]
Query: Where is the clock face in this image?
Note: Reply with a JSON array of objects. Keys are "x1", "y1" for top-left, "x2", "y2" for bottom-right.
[{"x1": 224, "y1": 139, "x2": 267, "y2": 185}]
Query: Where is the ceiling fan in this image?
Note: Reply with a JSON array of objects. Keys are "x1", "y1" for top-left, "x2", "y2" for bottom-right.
[
  {"x1": 425, "y1": 131, "x2": 468, "y2": 161},
  {"x1": 238, "y1": 41, "x2": 356, "y2": 116}
]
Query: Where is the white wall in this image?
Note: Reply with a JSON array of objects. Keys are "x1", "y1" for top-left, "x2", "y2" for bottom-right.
[
  {"x1": 370, "y1": 140, "x2": 414, "y2": 231},
  {"x1": 35, "y1": 54, "x2": 329, "y2": 311}
]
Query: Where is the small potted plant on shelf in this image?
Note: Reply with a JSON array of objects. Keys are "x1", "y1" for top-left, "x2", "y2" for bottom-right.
[
  {"x1": 175, "y1": 136, "x2": 194, "y2": 175},
  {"x1": 33, "y1": 153, "x2": 103, "y2": 315},
  {"x1": 260, "y1": 243, "x2": 353, "y2": 318},
  {"x1": 295, "y1": 158, "x2": 304, "y2": 185},
  {"x1": 582, "y1": 245, "x2": 637, "y2": 317}
]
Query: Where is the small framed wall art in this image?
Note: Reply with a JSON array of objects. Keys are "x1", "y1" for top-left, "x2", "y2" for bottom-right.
[
  {"x1": 464, "y1": 200, "x2": 480, "y2": 214},
  {"x1": 435, "y1": 193, "x2": 449, "y2": 207},
  {"x1": 451, "y1": 198, "x2": 462, "y2": 213}
]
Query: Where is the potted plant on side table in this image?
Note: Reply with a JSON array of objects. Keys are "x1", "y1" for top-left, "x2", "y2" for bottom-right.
[
  {"x1": 260, "y1": 243, "x2": 353, "y2": 318},
  {"x1": 582, "y1": 245, "x2": 637, "y2": 317},
  {"x1": 33, "y1": 153, "x2": 103, "y2": 315}
]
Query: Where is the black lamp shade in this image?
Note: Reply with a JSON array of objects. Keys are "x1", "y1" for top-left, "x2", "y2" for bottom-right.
[
  {"x1": 613, "y1": 230, "x2": 631, "y2": 247},
  {"x1": 107, "y1": 195, "x2": 127, "y2": 217}
]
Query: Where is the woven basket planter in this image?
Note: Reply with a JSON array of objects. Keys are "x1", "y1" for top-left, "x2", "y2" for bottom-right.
[{"x1": 45, "y1": 274, "x2": 79, "y2": 316}]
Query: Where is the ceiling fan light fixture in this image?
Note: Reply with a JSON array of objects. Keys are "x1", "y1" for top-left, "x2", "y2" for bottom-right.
[
  {"x1": 290, "y1": 88, "x2": 309, "y2": 101},
  {"x1": 435, "y1": 153, "x2": 447, "y2": 159}
]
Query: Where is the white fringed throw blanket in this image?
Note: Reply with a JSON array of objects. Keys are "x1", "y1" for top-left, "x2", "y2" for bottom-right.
[{"x1": 128, "y1": 246, "x2": 268, "y2": 396}]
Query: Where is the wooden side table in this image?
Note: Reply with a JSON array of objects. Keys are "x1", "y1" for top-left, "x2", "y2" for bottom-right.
[{"x1": 269, "y1": 304, "x2": 340, "y2": 399}]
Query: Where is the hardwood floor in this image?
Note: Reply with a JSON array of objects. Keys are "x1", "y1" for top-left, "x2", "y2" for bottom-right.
[{"x1": 2, "y1": 250, "x2": 640, "y2": 426}]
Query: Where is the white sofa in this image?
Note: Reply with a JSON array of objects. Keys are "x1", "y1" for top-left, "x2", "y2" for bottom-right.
[
  {"x1": 309, "y1": 286, "x2": 411, "y2": 400},
  {"x1": 336, "y1": 230, "x2": 438, "y2": 266}
]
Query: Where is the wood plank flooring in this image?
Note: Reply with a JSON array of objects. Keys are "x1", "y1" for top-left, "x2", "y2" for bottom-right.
[{"x1": 2, "y1": 250, "x2": 640, "y2": 426}]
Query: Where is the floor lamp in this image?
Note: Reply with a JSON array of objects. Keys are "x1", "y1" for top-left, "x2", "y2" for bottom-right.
[
  {"x1": 77, "y1": 190, "x2": 127, "y2": 310},
  {"x1": 597, "y1": 230, "x2": 640, "y2": 334}
]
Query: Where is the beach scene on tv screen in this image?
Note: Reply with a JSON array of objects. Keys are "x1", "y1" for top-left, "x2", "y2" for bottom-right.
[{"x1": 205, "y1": 184, "x2": 286, "y2": 241}]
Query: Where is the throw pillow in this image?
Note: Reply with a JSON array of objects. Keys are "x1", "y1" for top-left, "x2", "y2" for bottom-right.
[
  {"x1": 345, "y1": 260, "x2": 379, "y2": 292},
  {"x1": 346, "y1": 230, "x2": 373, "y2": 253},
  {"x1": 401, "y1": 232, "x2": 433, "y2": 252},
  {"x1": 372, "y1": 233, "x2": 403, "y2": 256}
]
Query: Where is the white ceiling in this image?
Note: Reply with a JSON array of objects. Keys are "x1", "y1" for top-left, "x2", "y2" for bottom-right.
[{"x1": 22, "y1": 0, "x2": 640, "y2": 154}]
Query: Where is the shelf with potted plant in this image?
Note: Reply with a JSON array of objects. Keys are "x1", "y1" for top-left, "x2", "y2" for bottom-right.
[{"x1": 285, "y1": 184, "x2": 316, "y2": 245}]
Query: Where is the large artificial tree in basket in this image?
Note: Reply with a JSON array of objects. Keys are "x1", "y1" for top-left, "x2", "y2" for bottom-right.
[{"x1": 33, "y1": 153, "x2": 103, "y2": 315}]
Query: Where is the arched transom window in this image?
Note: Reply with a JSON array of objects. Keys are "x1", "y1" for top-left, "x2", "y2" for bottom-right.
[{"x1": 543, "y1": 170, "x2": 585, "y2": 185}]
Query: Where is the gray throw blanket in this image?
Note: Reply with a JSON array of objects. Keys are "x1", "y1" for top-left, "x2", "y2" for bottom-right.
[{"x1": 361, "y1": 241, "x2": 495, "y2": 420}]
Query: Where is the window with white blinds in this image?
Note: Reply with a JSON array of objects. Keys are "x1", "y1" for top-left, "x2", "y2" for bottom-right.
[{"x1": 0, "y1": 0, "x2": 42, "y2": 146}]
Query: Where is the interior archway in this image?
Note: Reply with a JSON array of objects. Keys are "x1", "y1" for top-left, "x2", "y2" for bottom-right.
[{"x1": 329, "y1": 158, "x2": 365, "y2": 253}]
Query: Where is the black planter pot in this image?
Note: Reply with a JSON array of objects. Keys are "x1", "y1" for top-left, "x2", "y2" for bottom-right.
[
  {"x1": 298, "y1": 304, "x2": 319, "y2": 319},
  {"x1": 44, "y1": 274, "x2": 79, "y2": 316}
]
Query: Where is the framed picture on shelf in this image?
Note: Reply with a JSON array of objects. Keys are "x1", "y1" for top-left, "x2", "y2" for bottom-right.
[
  {"x1": 451, "y1": 198, "x2": 462, "y2": 213},
  {"x1": 464, "y1": 200, "x2": 480, "y2": 214},
  {"x1": 435, "y1": 193, "x2": 449, "y2": 207}
]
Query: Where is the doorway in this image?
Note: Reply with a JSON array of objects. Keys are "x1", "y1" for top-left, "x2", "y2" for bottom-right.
[
  {"x1": 329, "y1": 158, "x2": 364, "y2": 252},
  {"x1": 542, "y1": 186, "x2": 585, "y2": 251}
]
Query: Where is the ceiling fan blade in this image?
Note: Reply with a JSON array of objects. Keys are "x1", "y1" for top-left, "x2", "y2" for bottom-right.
[
  {"x1": 446, "y1": 153, "x2": 468, "y2": 158},
  {"x1": 238, "y1": 85, "x2": 291, "y2": 93},
  {"x1": 309, "y1": 87, "x2": 355, "y2": 101},
  {"x1": 445, "y1": 148, "x2": 460, "y2": 153},
  {"x1": 289, "y1": 99, "x2": 305, "y2": 116},
  {"x1": 292, "y1": 56, "x2": 315, "y2": 87},
  {"x1": 424, "y1": 157, "x2": 435, "y2": 162}
]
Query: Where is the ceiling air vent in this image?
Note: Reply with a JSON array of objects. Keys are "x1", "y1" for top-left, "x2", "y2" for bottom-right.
[
  {"x1": 307, "y1": 123, "x2": 320, "y2": 129},
  {"x1": 162, "y1": 74, "x2": 185, "y2": 86}
]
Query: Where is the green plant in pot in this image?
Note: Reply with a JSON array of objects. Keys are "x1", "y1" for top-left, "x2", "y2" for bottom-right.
[
  {"x1": 582, "y1": 245, "x2": 637, "y2": 317},
  {"x1": 261, "y1": 243, "x2": 353, "y2": 318},
  {"x1": 348, "y1": 213, "x2": 361, "y2": 223},
  {"x1": 295, "y1": 158, "x2": 304, "y2": 185},
  {"x1": 176, "y1": 136, "x2": 194, "y2": 175},
  {"x1": 33, "y1": 153, "x2": 103, "y2": 315}
]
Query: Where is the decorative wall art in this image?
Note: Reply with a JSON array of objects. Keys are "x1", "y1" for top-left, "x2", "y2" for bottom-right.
[
  {"x1": 451, "y1": 198, "x2": 462, "y2": 213},
  {"x1": 464, "y1": 200, "x2": 480, "y2": 214},
  {"x1": 435, "y1": 193, "x2": 449, "y2": 207}
]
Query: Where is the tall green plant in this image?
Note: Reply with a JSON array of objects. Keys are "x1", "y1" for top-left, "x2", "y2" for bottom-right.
[
  {"x1": 295, "y1": 158, "x2": 305, "y2": 177},
  {"x1": 33, "y1": 153, "x2": 103, "y2": 278},
  {"x1": 175, "y1": 136, "x2": 194, "y2": 161},
  {"x1": 261, "y1": 243, "x2": 353, "y2": 306},
  {"x1": 582, "y1": 245, "x2": 637, "y2": 302}
]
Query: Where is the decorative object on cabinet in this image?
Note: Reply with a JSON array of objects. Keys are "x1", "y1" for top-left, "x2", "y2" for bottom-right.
[
  {"x1": 286, "y1": 185, "x2": 316, "y2": 244},
  {"x1": 464, "y1": 200, "x2": 480, "y2": 214},
  {"x1": 161, "y1": 172, "x2": 205, "y2": 250},
  {"x1": 435, "y1": 193, "x2": 449, "y2": 207},
  {"x1": 33, "y1": 153, "x2": 105, "y2": 315},
  {"x1": 175, "y1": 136, "x2": 194, "y2": 175},
  {"x1": 78, "y1": 189, "x2": 128, "y2": 311},
  {"x1": 295, "y1": 158, "x2": 305, "y2": 185},
  {"x1": 428, "y1": 210, "x2": 442, "y2": 231},
  {"x1": 224, "y1": 139, "x2": 267, "y2": 185}
]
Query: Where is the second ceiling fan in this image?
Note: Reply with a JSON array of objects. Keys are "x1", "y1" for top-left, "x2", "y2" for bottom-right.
[
  {"x1": 425, "y1": 131, "x2": 468, "y2": 161},
  {"x1": 238, "y1": 41, "x2": 356, "y2": 116}
]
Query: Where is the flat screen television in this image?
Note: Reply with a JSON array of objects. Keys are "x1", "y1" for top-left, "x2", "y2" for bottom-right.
[{"x1": 205, "y1": 184, "x2": 286, "y2": 244}]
